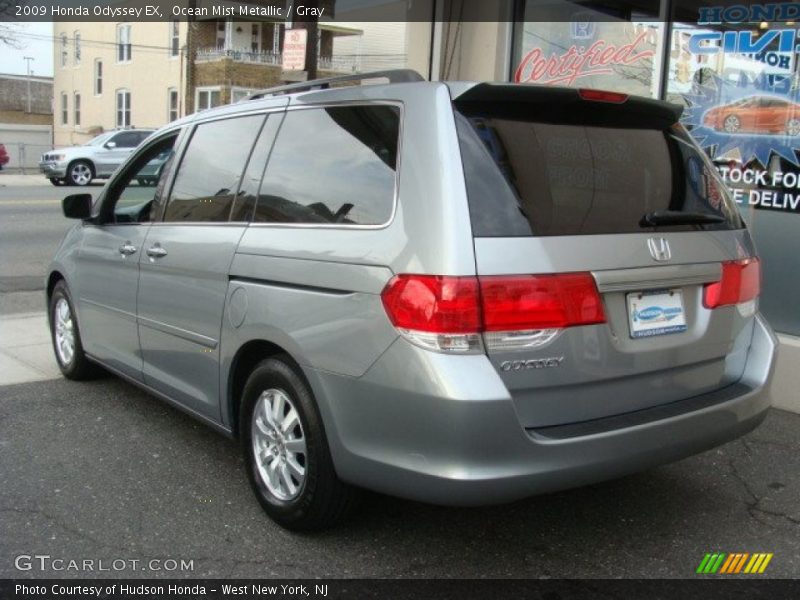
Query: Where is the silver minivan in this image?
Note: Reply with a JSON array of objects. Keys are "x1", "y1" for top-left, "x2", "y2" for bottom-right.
[{"x1": 47, "y1": 71, "x2": 776, "y2": 530}]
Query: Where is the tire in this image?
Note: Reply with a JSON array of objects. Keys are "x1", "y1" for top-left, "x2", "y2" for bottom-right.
[
  {"x1": 240, "y1": 356, "x2": 360, "y2": 531},
  {"x1": 67, "y1": 160, "x2": 94, "y2": 186},
  {"x1": 49, "y1": 177, "x2": 66, "y2": 186},
  {"x1": 723, "y1": 114, "x2": 741, "y2": 134},
  {"x1": 49, "y1": 280, "x2": 100, "y2": 380}
]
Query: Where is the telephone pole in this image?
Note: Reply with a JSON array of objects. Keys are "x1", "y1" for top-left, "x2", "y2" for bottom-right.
[{"x1": 23, "y1": 56, "x2": 34, "y2": 113}]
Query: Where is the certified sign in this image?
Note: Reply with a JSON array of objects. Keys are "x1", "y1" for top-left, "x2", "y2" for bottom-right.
[{"x1": 282, "y1": 28, "x2": 308, "y2": 72}]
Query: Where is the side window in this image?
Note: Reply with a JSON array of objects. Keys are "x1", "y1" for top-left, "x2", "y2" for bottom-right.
[
  {"x1": 163, "y1": 115, "x2": 264, "y2": 222},
  {"x1": 230, "y1": 114, "x2": 283, "y2": 222},
  {"x1": 255, "y1": 105, "x2": 399, "y2": 225},
  {"x1": 112, "y1": 132, "x2": 140, "y2": 148},
  {"x1": 105, "y1": 134, "x2": 178, "y2": 224}
]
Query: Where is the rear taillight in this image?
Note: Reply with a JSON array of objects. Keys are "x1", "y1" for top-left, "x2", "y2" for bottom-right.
[
  {"x1": 578, "y1": 88, "x2": 629, "y2": 103},
  {"x1": 381, "y1": 273, "x2": 605, "y2": 353},
  {"x1": 703, "y1": 258, "x2": 760, "y2": 309}
]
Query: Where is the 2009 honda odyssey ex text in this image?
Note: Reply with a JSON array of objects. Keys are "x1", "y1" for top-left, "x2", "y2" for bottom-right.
[{"x1": 47, "y1": 71, "x2": 777, "y2": 530}]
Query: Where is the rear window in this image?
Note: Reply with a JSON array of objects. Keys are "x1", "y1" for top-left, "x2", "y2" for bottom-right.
[{"x1": 455, "y1": 109, "x2": 744, "y2": 237}]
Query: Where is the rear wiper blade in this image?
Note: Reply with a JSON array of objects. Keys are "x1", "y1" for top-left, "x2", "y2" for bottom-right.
[{"x1": 640, "y1": 210, "x2": 725, "y2": 228}]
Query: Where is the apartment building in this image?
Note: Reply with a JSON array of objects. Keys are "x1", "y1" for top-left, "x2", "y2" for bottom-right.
[{"x1": 52, "y1": 19, "x2": 419, "y2": 147}]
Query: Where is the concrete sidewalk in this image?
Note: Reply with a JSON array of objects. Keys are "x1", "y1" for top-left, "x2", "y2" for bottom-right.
[
  {"x1": 0, "y1": 172, "x2": 48, "y2": 187},
  {"x1": 0, "y1": 312, "x2": 60, "y2": 384}
]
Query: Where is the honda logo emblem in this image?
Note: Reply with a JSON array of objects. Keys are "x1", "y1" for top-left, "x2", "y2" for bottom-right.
[{"x1": 647, "y1": 237, "x2": 672, "y2": 262}]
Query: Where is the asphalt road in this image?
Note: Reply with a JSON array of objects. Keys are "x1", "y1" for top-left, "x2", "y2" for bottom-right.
[
  {"x1": 0, "y1": 182, "x2": 102, "y2": 314},
  {"x1": 0, "y1": 374, "x2": 798, "y2": 578}
]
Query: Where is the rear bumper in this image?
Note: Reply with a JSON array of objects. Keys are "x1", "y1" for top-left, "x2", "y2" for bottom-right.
[{"x1": 307, "y1": 314, "x2": 777, "y2": 506}]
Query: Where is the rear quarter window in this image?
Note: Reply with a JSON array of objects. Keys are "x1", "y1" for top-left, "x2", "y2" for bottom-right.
[{"x1": 254, "y1": 104, "x2": 399, "y2": 226}]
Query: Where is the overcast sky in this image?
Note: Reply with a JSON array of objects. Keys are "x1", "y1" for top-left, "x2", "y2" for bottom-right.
[{"x1": 0, "y1": 22, "x2": 54, "y2": 77}]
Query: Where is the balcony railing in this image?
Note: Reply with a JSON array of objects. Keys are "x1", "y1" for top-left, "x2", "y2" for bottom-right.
[
  {"x1": 195, "y1": 48, "x2": 283, "y2": 65},
  {"x1": 195, "y1": 47, "x2": 360, "y2": 72}
]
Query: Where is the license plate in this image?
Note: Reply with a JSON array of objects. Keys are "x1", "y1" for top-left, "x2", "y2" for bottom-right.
[{"x1": 627, "y1": 289, "x2": 688, "y2": 338}]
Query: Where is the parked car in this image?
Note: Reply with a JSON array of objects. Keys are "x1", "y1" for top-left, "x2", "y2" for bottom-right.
[
  {"x1": 703, "y1": 95, "x2": 800, "y2": 136},
  {"x1": 47, "y1": 71, "x2": 776, "y2": 531},
  {"x1": 0, "y1": 143, "x2": 9, "y2": 169},
  {"x1": 39, "y1": 129, "x2": 154, "y2": 186}
]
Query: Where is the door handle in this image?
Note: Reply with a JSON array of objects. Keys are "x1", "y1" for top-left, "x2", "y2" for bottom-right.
[
  {"x1": 146, "y1": 244, "x2": 168, "y2": 259},
  {"x1": 118, "y1": 242, "x2": 137, "y2": 256}
]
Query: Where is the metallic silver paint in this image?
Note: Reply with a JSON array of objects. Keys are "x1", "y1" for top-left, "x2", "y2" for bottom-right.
[{"x1": 47, "y1": 79, "x2": 778, "y2": 506}]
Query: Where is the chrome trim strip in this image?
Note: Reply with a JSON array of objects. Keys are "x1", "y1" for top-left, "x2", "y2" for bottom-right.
[
  {"x1": 137, "y1": 315, "x2": 218, "y2": 349},
  {"x1": 79, "y1": 298, "x2": 137, "y2": 322},
  {"x1": 592, "y1": 263, "x2": 722, "y2": 293}
]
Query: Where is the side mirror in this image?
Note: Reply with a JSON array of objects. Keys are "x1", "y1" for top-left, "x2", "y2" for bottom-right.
[
  {"x1": 104, "y1": 141, "x2": 117, "y2": 149},
  {"x1": 63, "y1": 193, "x2": 93, "y2": 220}
]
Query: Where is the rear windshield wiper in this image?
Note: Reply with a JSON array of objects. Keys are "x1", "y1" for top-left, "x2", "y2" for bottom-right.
[{"x1": 640, "y1": 210, "x2": 726, "y2": 228}]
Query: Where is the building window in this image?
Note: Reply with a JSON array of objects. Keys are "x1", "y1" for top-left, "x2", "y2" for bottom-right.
[
  {"x1": 195, "y1": 87, "x2": 221, "y2": 112},
  {"x1": 60, "y1": 93, "x2": 68, "y2": 125},
  {"x1": 216, "y1": 21, "x2": 226, "y2": 50},
  {"x1": 117, "y1": 24, "x2": 132, "y2": 62},
  {"x1": 116, "y1": 89, "x2": 131, "y2": 127},
  {"x1": 230, "y1": 87, "x2": 256, "y2": 103},
  {"x1": 74, "y1": 93, "x2": 81, "y2": 126},
  {"x1": 94, "y1": 59, "x2": 103, "y2": 95},
  {"x1": 170, "y1": 20, "x2": 180, "y2": 57},
  {"x1": 251, "y1": 23, "x2": 261, "y2": 53},
  {"x1": 168, "y1": 88, "x2": 179, "y2": 121},
  {"x1": 60, "y1": 33, "x2": 68, "y2": 67},
  {"x1": 73, "y1": 31, "x2": 81, "y2": 64}
]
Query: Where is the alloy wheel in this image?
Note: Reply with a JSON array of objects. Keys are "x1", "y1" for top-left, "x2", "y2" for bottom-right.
[
  {"x1": 54, "y1": 298, "x2": 75, "y2": 366},
  {"x1": 251, "y1": 388, "x2": 307, "y2": 501},
  {"x1": 70, "y1": 163, "x2": 92, "y2": 185}
]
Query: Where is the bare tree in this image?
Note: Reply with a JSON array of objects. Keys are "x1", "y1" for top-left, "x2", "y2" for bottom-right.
[{"x1": 0, "y1": 23, "x2": 24, "y2": 49}]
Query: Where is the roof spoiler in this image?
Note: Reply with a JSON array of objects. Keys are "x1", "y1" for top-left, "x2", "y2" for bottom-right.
[{"x1": 453, "y1": 83, "x2": 683, "y2": 130}]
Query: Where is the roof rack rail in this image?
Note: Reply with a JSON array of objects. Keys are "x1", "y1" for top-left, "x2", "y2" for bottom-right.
[{"x1": 245, "y1": 69, "x2": 425, "y2": 100}]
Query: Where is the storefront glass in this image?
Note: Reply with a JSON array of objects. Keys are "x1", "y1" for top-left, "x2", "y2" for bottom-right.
[
  {"x1": 666, "y1": 15, "x2": 800, "y2": 335},
  {"x1": 512, "y1": 1, "x2": 662, "y2": 97}
]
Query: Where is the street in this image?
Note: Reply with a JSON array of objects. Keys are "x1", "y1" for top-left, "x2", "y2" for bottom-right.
[
  {"x1": 0, "y1": 176, "x2": 798, "y2": 579},
  {"x1": 0, "y1": 178, "x2": 103, "y2": 315}
]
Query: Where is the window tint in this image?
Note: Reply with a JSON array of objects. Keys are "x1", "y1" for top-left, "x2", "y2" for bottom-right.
[
  {"x1": 164, "y1": 115, "x2": 264, "y2": 222},
  {"x1": 255, "y1": 105, "x2": 399, "y2": 225},
  {"x1": 107, "y1": 135, "x2": 177, "y2": 224},
  {"x1": 455, "y1": 110, "x2": 743, "y2": 236},
  {"x1": 231, "y1": 114, "x2": 282, "y2": 222},
  {"x1": 112, "y1": 131, "x2": 141, "y2": 148}
]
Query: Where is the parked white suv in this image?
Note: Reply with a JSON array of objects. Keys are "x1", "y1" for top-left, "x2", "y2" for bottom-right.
[{"x1": 40, "y1": 129, "x2": 154, "y2": 186}]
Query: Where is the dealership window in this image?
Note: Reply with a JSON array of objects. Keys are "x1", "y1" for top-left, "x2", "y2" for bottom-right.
[
  {"x1": 94, "y1": 59, "x2": 102, "y2": 95},
  {"x1": 117, "y1": 24, "x2": 132, "y2": 62},
  {"x1": 60, "y1": 33, "x2": 68, "y2": 68},
  {"x1": 60, "y1": 93, "x2": 68, "y2": 125},
  {"x1": 216, "y1": 21, "x2": 225, "y2": 50},
  {"x1": 116, "y1": 89, "x2": 131, "y2": 127},
  {"x1": 195, "y1": 87, "x2": 221, "y2": 112},
  {"x1": 168, "y1": 88, "x2": 179, "y2": 121},
  {"x1": 73, "y1": 93, "x2": 80, "y2": 127},
  {"x1": 165, "y1": 115, "x2": 264, "y2": 222},
  {"x1": 510, "y1": 2, "x2": 661, "y2": 98},
  {"x1": 664, "y1": 16, "x2": 800, "y2": 335},
  {"x1": 73, "y1": 31, "x2": 81, "y2": 65},
  {"x1": 170, "y1": 20, "x2": 180, "y2": 57}
]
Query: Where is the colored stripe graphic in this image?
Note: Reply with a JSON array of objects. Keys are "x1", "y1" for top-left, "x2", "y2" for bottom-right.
[
  {"x1": 700, "y1": 553, "x2": 727, "y2": 574},
  {"x1": 700, "y1": 552, "x2": 773, "y2": 575}
]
